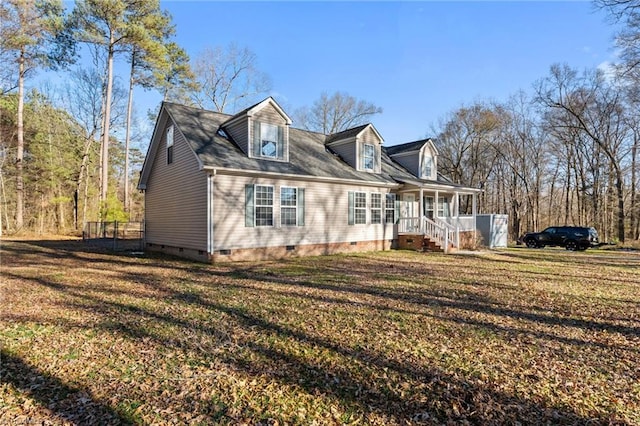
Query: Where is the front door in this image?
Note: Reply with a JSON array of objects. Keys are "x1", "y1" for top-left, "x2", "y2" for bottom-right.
[
  {"x1": 401, "y1": 194, "x2": 415, "y2": 218},
  {"x1": 401, "y1": 194, "x2": 418, "y2": 232},
  {"x1": 424, "y1": 196, "x2": 434, "y2": 219}
]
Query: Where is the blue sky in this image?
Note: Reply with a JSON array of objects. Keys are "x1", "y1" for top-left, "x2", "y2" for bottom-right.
[{"x1": 134, "y1": 1, "x2": 618, "y2": 145}]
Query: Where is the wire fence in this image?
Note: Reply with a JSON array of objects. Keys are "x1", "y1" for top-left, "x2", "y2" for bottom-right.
[{"x1": 82, "y1": 221, "x2": 144, "y2": 252}]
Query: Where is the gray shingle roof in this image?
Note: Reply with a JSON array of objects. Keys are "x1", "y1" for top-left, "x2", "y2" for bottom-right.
[
  {"x1": 325, "y1": 124, "x2": 370, "y2": 144},
  {"x1": 164, "y1": 102, "x2": 398, "y2": 184},
  {"x1": 160, "y1": 102, "x2": 477, "y2": 191},
  {"x1": 385, "y1": 139, "x2": 431, "y2": 156}
]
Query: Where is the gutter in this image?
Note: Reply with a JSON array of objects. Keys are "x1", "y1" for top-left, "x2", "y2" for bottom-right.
[{"x1": 202, "y1": 166, "x2": 402, "y2": 188}]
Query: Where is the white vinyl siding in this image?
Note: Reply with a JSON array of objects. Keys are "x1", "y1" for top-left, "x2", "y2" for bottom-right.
[
  {"x1": 216, "y1": 176, "x2": 394, "y2": 251},
  {"x1": 145, "y1": 117, "x2": 208, "y2": 251}
]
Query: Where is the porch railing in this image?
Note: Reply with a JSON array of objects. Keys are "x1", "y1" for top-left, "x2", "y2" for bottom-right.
[
  {"x1": 397, "y1": 217, "x2": 458, "y2": 253},
  {"x1": 437, "y1": 215, "x2": 475, "y2": 232},
  {"x1": 435, "y1": 218, "x2": 459, "y2": 249}
]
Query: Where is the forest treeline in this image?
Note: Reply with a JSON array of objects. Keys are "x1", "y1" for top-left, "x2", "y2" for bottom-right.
[{"x1": 1, "y1": 0, "x2": 639, "y2": 243}]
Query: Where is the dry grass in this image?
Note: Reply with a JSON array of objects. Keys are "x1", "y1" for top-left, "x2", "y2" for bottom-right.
[{"x1": 1, "y1": 239, "x2": 639, "y2": 425}]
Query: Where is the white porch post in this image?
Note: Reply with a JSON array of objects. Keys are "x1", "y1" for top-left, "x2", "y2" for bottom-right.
[
  {"x1": 472, "y1": 192, "x2": 477, "y2": 241},
  {"x1": 419, "y1": 188, "x2": 424, "y2": 233},
  {"x1": 435, "y1": 190, "x2": 439, "y2": 219},
  {"x1": 454, "y1": 191, "x2": 460, "y2": 248}
]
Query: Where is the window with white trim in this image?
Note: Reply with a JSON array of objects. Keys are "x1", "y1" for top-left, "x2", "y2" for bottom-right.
[
  {"x1": 371, "y1": 193, "x2": 382, "y2": 224},
  {"x1": 424, "y1": 196, "x2": 434, "y2": 219},
  {"x1": 281, "y1": 187, "x2": 298, "y2": 226},
  {"x1": 363, "y1": 144, "x2": 375, "y2": 171},
  {"x1": 438, "y1": 196, "x2": 450, "y2": 217},
  {"x1": 385, "y1": 193, "x2": 396, "y2": 224},
  {"x1": 260, "y1": 123, "x2": 278, "y2": 158},
  {"x1": 255, "y1": 185, "x2": 274, "y2": 226},
  {"x1": 355, "y1": 192, "x2": 367, "y2": 224},
  {"x1": 421, "y1": 155, "x2": 433, "y2": 179},
  {"x1": 166, "y1": 125, "x2": 174, "y2": 164}
]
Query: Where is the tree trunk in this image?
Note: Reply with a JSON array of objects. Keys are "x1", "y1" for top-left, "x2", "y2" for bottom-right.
[
  {"x1": 101, "y1": 33, "x2": 115, "y2": 212},
  {"x1": 615, "y1": 169, "x2": 625, "y2": 243},
  {"x1": 631, "y1": 134, "x2": 638, "y2": 239},
  {"x1": 16, "y1": 50, "x2": 25, "y2": 231},
  {"x1": 124, "y1": 51, "x2": 135, "y2": 215},
  {"x1": 75, "y1": 135, "x2": 94, "y2": 230}
]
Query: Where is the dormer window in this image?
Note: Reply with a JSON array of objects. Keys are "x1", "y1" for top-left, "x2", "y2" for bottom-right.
[
  {"x1": 260, "y1": 123, "x2": 278, "y2": 158},
  {"x1": 252, "y1": 121, "x2": 287, "y2": 161},
  {"x1": 363, "y1": 144, "x2": 375, "y2": 171},
  {"x1": 421, "y1": 155, "x2": 433, "y2": 179}
]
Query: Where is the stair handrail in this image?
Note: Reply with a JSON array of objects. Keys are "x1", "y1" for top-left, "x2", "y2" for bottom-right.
[
  {"x1": 424, "y1": 217, "x2": 451, "y2": 253},
  {"x1": 435, "y1": 218, "x2": 459, "y2": 249}
]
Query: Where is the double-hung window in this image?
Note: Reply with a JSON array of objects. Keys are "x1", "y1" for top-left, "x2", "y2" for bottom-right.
[
  {"x1": 437, "y1": 196, "x2": 450, "y2": 217},
  {"x1": 255, "y1": 185, "x2": 274, "y2": 226},
  {"x1": 166, "y1": 125, "x2": 174, "y2": 164},
  {"x1": 385, "y1": 193, "x2": 396, "y2": 224},
  {"x1": 246, "y1": 185, "x2": 304, "y2": 227},
  {"x1": 363, "y1": 144, "x2": 375, "y2": 171},
  {"x1": 421, "y1": 155, "x2": 433, "y2": 178},
  {"x1": 348, "y1": 192, "x2": 367, "y2": 225},
  {"x1": 370, "y1": 193, "x2": 382, "y2": 224},
  {"x1": 355, "y1": 192, "x2": 367, "y2": 224},
  {"x1": 260, "y1": 123, "x2": 278, "y2": 158},
  {"x1": 424, "y1": 196, "x2": 434, "y2": 219},
  {"x1": 281, "y1": 187, "x2": 298, "y2": 226}
]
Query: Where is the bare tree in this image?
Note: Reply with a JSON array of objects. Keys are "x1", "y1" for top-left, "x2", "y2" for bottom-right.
[
  {"x1": 495, "y1": 92, "x2": 547, "y2": 237},
  {"x1": 536, "y1": 64, "x2": 631, "y2": 242},
  {"x1": 433, "y1": 102, "x2": 501, "y2": 212},
  {"x1": 191, "y1": 44, "x2": 271, "y2": 113},
  {"x1": 294, "y1": 91, "x2": 382, "y2": 134},
  {"x1": 0, "y1": 0, "x2": 66, "y2": 231}
]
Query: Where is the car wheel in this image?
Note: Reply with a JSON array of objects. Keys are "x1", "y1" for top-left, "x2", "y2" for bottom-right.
[
  {"x1": 565, "y1": 240, "x2": 578, "y2": 251},
  {"x1": 525, "y1": 238, "x2": 538, "y2": 249}
]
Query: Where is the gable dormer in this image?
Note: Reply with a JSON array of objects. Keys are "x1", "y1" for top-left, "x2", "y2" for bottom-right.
[
  {"x1": 325, "y1": 123, "x2": 383, "y2": 173},
  {"x1": 386, "y1": 138, "x2": 438, "y2": 180},
  {"x1": 221, "y1": 97, "x2": 292, "y2": 162}
]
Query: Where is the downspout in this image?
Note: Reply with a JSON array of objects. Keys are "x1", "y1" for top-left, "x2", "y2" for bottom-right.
[{"x1": 207, "y1": 169, "x2": 217, "y2": 258}]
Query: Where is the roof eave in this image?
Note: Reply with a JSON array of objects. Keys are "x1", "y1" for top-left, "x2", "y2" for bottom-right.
[{"x1": 203, "y1": 165, "x2": 401, "y2": 188}]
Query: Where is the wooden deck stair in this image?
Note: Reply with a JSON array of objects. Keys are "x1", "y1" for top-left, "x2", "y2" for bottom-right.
[
  {"x1": 397, "y1": 234, "x2": 455, "y2": 253},
  {"x1": 422, "y1": 236, "x2": 444, "y2": 253}
]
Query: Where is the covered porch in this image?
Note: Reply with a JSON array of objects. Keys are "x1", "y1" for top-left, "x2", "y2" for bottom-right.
[{"x1": 395, "y1": 185, "x2": 481, "y2": 253}]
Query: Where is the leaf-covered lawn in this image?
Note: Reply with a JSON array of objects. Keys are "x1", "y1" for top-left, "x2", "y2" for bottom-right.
[{"x1": 1, "y1": 239, "x2": 639, "y2": 425}]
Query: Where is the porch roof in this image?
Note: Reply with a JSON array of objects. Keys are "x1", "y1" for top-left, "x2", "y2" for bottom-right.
[{"x1": 390, "y1": 176, "x2": 482, "y2": 194}]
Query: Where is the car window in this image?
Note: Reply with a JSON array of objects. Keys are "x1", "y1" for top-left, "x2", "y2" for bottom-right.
[{"x1": 544, "y1": 227, "x2": 556, "y2": 234}]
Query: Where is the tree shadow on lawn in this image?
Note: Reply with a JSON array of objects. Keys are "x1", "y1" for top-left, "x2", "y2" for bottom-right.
[
  {"x1": 0, "y1": 349, "x2": 133, "y2": 425},
  {"x1": 6, "y1": 270, "x2": 635, "y2": 424},
  {"x1": 494, "y1": 248, "x2": 640, "y2": 270},
  {"x1": 3, "y1": 241, "x2": 638, "y2": 423},
  {"x1": 223, "y1": 263, "x2": 640, "y2": 342}
]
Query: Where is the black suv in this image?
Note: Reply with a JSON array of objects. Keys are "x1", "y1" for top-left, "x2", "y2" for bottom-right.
[{"x1": 520, "y1": 226, "x2": 599, "y2": 251}]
